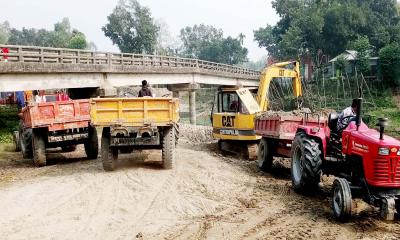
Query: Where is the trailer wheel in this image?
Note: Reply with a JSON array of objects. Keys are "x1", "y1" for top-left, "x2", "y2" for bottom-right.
[
  {"x1": 62, "y1": 145, "x2": 77, "y2": 152},
  {"x1": 162, "y1": 126, "x2": 175, "y2": 169},
  {"x1": 85, "y1": 127, "x2": 99, "y2": 159},
  {"x1": 32, "y1": 129, "x2": 47, "y2": 167},
  {"x1": 291, "y1": 132, "x2": 322, "y2": 192},
  {"x1": 19, "y1": 122, "x2": 33, "y2": 159},
  {"x1": 13, "y1": 131, "x2": 21, "y2": 152},
  {"x1": 332, "y1": 178, "x2": 352, "y2": 221},
  {"x1": 258, "y1": 138, "x2": 273, "y2": 171},
  {"x1": 174, "y1": 123, "x2": 180, "y2": 146},
  {"x1": 101, "y1": 127, "x2": 117, "y2": 171}
]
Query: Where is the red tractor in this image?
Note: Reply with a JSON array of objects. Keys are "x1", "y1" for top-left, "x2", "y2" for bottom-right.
[{"x1": 291, "y1": 98, "x2": 400, "y2": 221}]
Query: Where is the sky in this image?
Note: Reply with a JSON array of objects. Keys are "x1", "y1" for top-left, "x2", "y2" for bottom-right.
[{"x1": 0, "y1": 0, "x2": 279, "y2": 61}]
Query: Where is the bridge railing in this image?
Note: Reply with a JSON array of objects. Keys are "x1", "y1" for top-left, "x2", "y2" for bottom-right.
[{"x1": 0, "y1": 45, "x2": 260, "y2": 78}]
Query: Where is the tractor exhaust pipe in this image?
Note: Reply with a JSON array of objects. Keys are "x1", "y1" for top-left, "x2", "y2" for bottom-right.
[
  {"x1": 355, "y1": 98, "x2": 363, "y2": 131},
  {"x1": 377, "y1": 118, "x2": 389, "y2": 140}
]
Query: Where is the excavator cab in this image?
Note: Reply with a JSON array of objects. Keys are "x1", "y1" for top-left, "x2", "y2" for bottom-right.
[{"x1": 211, "y1": 87, "x2": 261, "y2": 159}]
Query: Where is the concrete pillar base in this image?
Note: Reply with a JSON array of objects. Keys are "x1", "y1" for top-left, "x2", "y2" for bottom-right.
[{"x1": 189, "y1": 90, "x2": 196, "y2": 125}]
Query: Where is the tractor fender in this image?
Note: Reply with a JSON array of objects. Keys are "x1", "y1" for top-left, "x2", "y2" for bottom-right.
[{"x1": 296, "y1": 126, "x2": 328, "y2": 157}]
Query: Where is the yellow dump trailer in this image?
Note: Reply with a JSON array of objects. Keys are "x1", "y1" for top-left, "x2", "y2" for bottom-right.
[{"x1": 90, "y1": 97, "x2": 180, "y2": 171}]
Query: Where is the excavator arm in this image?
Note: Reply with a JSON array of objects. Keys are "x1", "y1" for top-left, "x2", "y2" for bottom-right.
[{"x1": 256, "y1": 61, "x2": 302, "y2": 111}]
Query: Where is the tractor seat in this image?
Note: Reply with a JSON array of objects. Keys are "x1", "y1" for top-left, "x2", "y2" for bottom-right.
[{"x1": 328, "y1": 113, "x2": 339, "y2": 131}]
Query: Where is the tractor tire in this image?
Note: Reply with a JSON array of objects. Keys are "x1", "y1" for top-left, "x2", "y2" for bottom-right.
[
  {"x1": 85, "y1": 127, "x2": 99, "y2": 159},
  {"x1": 291, "y1": 132, "x2": 322, "y2": 193},
  {"x1": 258, "y1": 138, "x2": 273, "y2": 171},
  {"x1": 32, "y1": 129, "x2": 47, "y2": 167},
  {"x1": 332, "y1": 178, "x2": 352, "y2": 221},
  {"x1": 162, "y1": 126, "x2": 175, "y2": 169},
  {"x1": 62, "y1": 145, "x2": 77, "y2": 152},
  {"x1": 13, "y1": 131, "x2": 21, "y2": 152},
  {"x1": 101, "y1": 127, "x2": 118, "y2": 171}
]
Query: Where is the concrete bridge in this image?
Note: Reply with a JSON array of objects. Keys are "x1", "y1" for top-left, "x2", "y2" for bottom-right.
[{"x1": 0, "y1": 45, "x2": 261, "y2": 124}]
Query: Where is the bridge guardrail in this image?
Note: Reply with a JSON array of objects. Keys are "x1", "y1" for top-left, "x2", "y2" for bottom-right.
[{"x1": 0, "y1": 45, "x2": 260, "y2": 78}]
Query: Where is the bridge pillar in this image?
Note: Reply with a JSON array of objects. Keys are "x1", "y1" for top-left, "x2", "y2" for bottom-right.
[
  {"x1": 189, "y1": 90, "x2": 196, "y2": 125},
  {"x1": 172, "y1": 91, "x2": 180, "y2": 98}
]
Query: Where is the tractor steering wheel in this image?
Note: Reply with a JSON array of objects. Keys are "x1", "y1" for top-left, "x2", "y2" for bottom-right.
[{"x1": 337, "y1": 115, "x2": 356, "y2": 132}]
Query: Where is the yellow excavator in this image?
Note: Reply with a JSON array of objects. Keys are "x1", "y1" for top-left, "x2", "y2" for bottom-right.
[{"x1": 211, "y1": 61, "x2": 303, "y2": 159}]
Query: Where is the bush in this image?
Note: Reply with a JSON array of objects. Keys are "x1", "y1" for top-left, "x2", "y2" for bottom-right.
[{"x1": 379, "y1": 43, "x2": 400, "y2": 86}]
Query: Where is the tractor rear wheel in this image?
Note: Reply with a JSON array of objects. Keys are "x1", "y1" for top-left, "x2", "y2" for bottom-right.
[
  {"x1": 101, "y1": 127, "x2": 118, "y2": 171},
  {"x1": 291, "y1": 132, "x2": 322, "y2": 192},
  {"x1": 332, "y1": 178, "x2": 352, "y2": 221},
  {"x1": 85, "y1": 126, "x2": 99, "y2": 159},
  {"x1": 162, "y1": 126, "x2": 175, "y2": 169},
  {"x1": 258, "y1": 138, "x2": 273, "y2": 171},
  {"x1": 32, "y1": 128, "x2": 47, "y2": 167}
]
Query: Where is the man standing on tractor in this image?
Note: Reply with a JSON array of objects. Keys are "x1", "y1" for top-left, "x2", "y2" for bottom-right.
[
  {"x1": 138, "y1": 80, "x2": 153, "y2": 97},
  {"x1": 337, "y1": 99, "x2": 358, "y2": 131}
]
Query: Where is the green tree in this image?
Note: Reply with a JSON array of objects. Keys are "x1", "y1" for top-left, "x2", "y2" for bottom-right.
[
  {"x1": 7, "y1": 18, "x2": 89, "y2": 49},
  {"x1": 0, "y1": 21, "x2": 10, "y2": 44},
  {"x1": 68, "y1": 31, "x2": 88, "y2": 49},
  {"x1": 350, "y1": 36, "x2": 372, "y2": 75},
  {"x1": 180, "y1": 24, "x2": 248, "y2": 64},
  {"x1": 180, "y1": 24, "x2": 223, "y2": 58},
  {"x1": 379, "y1": 42, "x2": 400, "y2": 86},
  {"x1": 255, "y1": 0, "x2": 400, "y2": 60},
  {"x1": 102, "y1": 0, "x2": 159, "y2": 54}
]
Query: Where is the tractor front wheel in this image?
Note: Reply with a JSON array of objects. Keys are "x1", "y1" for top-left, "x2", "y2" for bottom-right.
[
  {"x1": 291, "y1": 132, "x2": 322, "y2": 193},
  {"x1": 332, "y1": 178, "x2": 352, "y2": 221},
  {"x1": 101, "y1": 127, "x2": 118, "y2": 171},
  {"x1": 32, "y1": 129, "x2": 47, "y2": 167}
]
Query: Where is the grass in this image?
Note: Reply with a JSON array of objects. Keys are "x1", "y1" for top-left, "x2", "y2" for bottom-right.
[{"x1": 0, "y1": 106, "x2": 19, "y2": 144}]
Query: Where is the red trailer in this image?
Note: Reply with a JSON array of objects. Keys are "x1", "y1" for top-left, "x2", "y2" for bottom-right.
[
  {"x1": 254, "y1": 112, "x2": 327, "y2": 171},
  {"x1": 18, "y1": 100, "x2": 98, "y2": 167}
]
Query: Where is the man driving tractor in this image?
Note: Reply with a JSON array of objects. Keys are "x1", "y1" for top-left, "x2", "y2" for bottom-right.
[{"x1": 337, "y1": 99, "x2": 358, "y2": 131}]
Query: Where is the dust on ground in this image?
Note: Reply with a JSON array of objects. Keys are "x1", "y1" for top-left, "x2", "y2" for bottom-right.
[{"x1": 0, "y1": 131, "x2": 399, "y2": 240}]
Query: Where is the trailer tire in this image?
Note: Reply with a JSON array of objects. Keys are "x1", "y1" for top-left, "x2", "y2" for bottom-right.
[
  {"x1": 32, "y1": 129, "x2": 47, "y2": 167},
  {"x1": 62, "y1": 145, "x2": 77, "y2": 152},
  {"x1": 85, "y1": 127, "x2": 99, "y2": 159},
  {"x1": 332, "y1": 178, "x2": 352, "y2": 221},
  {"x1": 101, "y1": 127, "x2": 117, "y2": 171},
  {"x1": 174, "y1": 123, "x2": 180, "y2": 146},
  {"x1": 291, "y1": 132, "x2": 322, "y2": 193},
  {"x1": 162, "y1": 126, "x2": 175, "y2": 169},
  {"x1": 258, "y1": 138, "x2": 273, "y2": 171},
  {"x1": 19, "y1": 122, "x2": 33, "y2": 159}
]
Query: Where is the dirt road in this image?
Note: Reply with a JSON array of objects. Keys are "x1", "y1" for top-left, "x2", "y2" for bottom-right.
[{"x1": 0, "y1": 140, "x2": 399, "y2": 240}]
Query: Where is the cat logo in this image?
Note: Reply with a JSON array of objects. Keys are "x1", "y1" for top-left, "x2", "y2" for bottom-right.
[{"x1": 222, "y1": 116, "x2": 236, "y2": 127}]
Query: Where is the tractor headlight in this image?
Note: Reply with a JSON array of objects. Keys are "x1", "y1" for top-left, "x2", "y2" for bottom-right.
[{"x1": 378, "y1": 148, "x2": 390, "y2": 156}]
